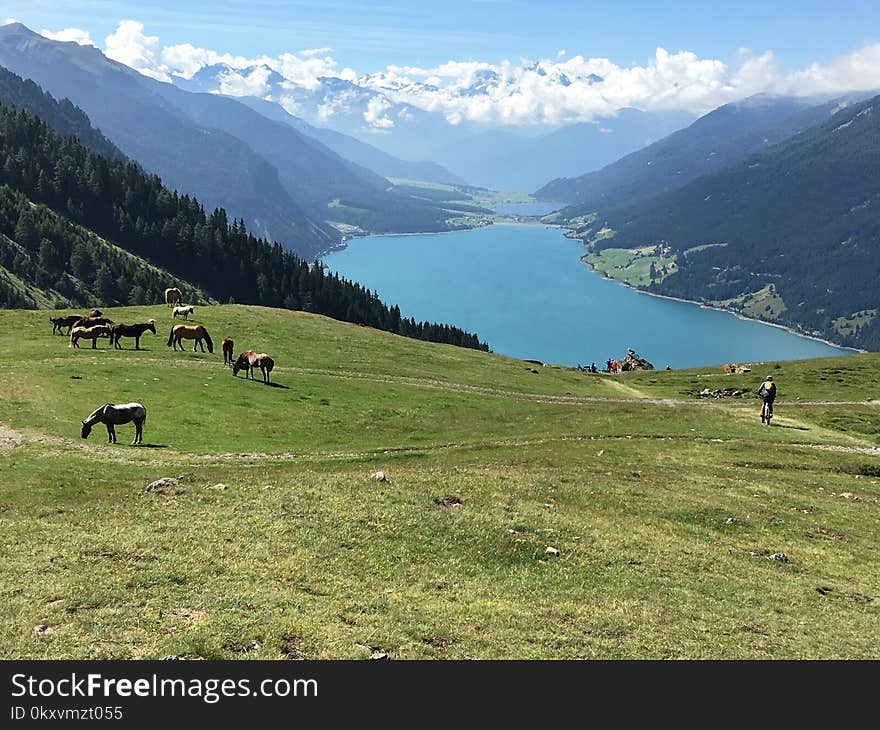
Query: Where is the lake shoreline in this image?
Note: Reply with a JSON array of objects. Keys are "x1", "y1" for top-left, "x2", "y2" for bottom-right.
[
  {"x1": 317, "y1": 218, "x2": 554, "y2": 259},
  {"x1": 579, "y1": 256, "x2": 863, "y2": 355}
]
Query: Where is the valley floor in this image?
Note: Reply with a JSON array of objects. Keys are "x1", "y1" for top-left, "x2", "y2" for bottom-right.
[{"x1": 0, "y1": 305, "x2": 878, "y2": 658}]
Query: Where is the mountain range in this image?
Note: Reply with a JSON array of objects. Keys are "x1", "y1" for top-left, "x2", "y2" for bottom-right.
[
  {"x1": 169, "y1": 60, "x2": 695, "y2": 192},
  {"x1": 0, "y1": 23, "x2": 470, "y2": 258}
]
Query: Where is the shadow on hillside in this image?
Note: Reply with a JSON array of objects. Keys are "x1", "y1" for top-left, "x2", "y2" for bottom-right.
[
  {"x1": 771, "y1": 424, "x2": 810, "y2": 431},
  {"x1": 137, "y1": 444, "x2": 169, "y2": 448},
  {"x1": 266, "y1": 382, "x2": 289, "y2": 389}
]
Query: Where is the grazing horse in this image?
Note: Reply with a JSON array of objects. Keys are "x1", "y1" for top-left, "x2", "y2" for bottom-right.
[
  {"x1": 50, "y1": 314, "x2": 85, "y2": 335},
  {"x1": 81, "y1": 402, "x2": 146, "y2": 445},
  {"x1": 233, "y1": 351, "x2": 275, "y2": 383},
  {"x1": 88, "y1": 308, "x2": 103, "y2": 318},
  {"x1": 232, "y1": 351, "x2": 256, "y2": 379},
  {"x1": 167, "y1": 324, "x2": 213, "y2": 353},
  {"x1": 164, "y1": 287, "x2": 182, "y2": 307},
  {"x1": 172, "y1": 305, "x2": 194, "y2": 320},
  {"x1": 69, "y1": 324, "x2": 112, "y2": 349},
  {"x1": 110, "y1": 320, "x2": 156, "y2": 349},
  {"x1": 222, "y1": 337, "x2": 234, "y2": 366}
]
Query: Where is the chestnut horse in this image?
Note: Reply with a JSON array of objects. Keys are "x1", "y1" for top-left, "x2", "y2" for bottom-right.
[
  {"x1": 69, "y1": 324, "x2": 112, "y2": 348},
  {"x1": 164, "y1": 287, "x2": 182, "y2": 307},
  {"x1": 222, "y1": 337, "x2": 234, "y2": 366}
]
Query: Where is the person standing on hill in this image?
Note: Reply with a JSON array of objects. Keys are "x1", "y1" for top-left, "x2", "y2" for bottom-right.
[{"x1": 758, "y1": 375, "x2": 777, "y2": 425}]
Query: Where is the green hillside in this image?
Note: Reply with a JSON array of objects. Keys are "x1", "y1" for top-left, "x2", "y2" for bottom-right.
[{"x1": 1, "y1": 304, "x2": 877, "y2": 659}]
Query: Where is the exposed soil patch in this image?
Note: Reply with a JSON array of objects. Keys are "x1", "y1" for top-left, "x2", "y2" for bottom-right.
[
  {"x1": 0, "y1": 425, "x2": 23, "y2": 452},
  {"x1": 435, "y1": 496, "x2": 463, "y2": 508},
  {"x1": 282, "y1": 635, "x2": 307, "y2": 660},
  {"x1": 687, "y1": 388, "x2": 749, "y2": 399}
]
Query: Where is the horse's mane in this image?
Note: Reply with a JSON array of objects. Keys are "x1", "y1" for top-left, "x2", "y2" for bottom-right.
[{"x1": 85, "y1": 403, "x2": 112, "y2": 421}]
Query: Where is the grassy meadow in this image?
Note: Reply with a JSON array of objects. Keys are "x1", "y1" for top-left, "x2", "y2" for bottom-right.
[{"x1": 0, "y1": 304, "x2": 878, "y2": 659}]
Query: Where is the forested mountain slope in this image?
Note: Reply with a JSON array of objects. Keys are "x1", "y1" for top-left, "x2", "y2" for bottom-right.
[
  {"x1": 0, "y1": 24, "x2": 336, "y2": 257},
  {"x1": 0, "y1": 24, "x2": 467, "y2": 252},
  {"x1": 537, "y1": 94, "x2": 853, "y2": 209},
  {"x1": 0, "y1": 65, "x2": 125, "y2": 161},
  {"x1": 0, "y1": 102, "x2": 488, "y2": 350},
  {"x1": 581, "y1": 95, "x2": 880, "y2": 350}
]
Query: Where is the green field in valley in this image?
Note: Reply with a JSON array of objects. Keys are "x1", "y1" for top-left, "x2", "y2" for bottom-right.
[{"x1": 0, "y1": 305, "x2": 878, "y2": 659}]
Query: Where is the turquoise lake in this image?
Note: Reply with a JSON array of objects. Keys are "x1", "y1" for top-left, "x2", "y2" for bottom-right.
[{"x1": 325, "y1": 224, "x2": 851, "y2": 368}]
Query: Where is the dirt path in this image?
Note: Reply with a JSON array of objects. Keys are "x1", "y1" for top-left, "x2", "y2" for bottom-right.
[
  {"x1": 9, "y1": 423, "x2": 878, "y2": 469},
  {"x1": 39, "y1": 356, "x2": 880, "y2": 408}
]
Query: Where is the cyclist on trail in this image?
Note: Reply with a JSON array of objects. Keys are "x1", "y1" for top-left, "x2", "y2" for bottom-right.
[{"x1": 758, "y1": 375, "x2": 777, "y2": 425}]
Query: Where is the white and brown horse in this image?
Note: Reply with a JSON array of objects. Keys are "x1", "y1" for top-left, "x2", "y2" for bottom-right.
[
  {"x1": 172, "y1": 305, "x2": 194, "y2": 320},
  {"x1": 167, "y1": 324, "x2": 213, "y2": 352},
  {"x1": 232, "y1": 350, "x2": 275, "y2": 383},
  {"x1": 81, "y1": 402, "x2": 146, "y2": 445}
]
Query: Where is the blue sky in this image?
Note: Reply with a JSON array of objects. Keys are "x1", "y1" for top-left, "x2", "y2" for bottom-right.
[{"x1": 6, "y1": 0, "x2": 880, "y2": 71}]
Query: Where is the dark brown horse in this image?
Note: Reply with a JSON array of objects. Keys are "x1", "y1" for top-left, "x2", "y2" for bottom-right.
[
  {"x1": 222, "y1": 337, "x2": 234, "y2": 366},
  {"x1": 110, "y1": 320, "x2": 156, "y2": 349},
  {"x1": 50, "y1": 314, "x2": 85, "y2": 335}
]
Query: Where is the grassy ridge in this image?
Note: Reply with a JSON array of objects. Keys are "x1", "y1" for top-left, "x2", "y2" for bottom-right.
[{"x1": 0, "y1": 305, "x2": 878, "y2": 659}]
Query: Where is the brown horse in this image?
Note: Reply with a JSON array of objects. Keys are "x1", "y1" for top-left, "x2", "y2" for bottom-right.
[
  {"x1": 164, "y1": 287, "x2": 182, "y2": 307},
  {"x1": 222, "y1": 337, "x2": 234, "y2": 366},
  {"x1": 232, "y1": 351, "x2": 275, "y2": 383},
  {"x1": 69, "y1": 324, "x2": 112, "y2": 348},
  {"x1": 167, "y1": 324, "x2": 213, "y2": 352},
  {"x1": 50, "y1": 314, "x2": 85, "y2": 335}
]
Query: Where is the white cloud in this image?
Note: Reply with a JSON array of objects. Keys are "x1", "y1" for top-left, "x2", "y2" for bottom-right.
[
  {"x1": 40, "y1": 27, "x2": 94, "y2": 46},
  {"x1": 38, "y1": 19, "x2": 880, "y2": 127},
  {"x1": 217, "y1": 65, "x2": 273, "y2": 97},
  {"x1": 5, "y1": 18, "x2": 18, "y2": 25},
  {"x1": 364, "y1": 96, "x2": 394, "y2": 128},
  {"x1": 104, "y1": 20, "x2": 170, "y2": 82}
]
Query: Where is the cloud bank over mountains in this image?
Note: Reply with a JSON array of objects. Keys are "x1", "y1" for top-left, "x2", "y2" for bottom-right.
[{"x1": 28, "y1": 19, "x2": 880, "y2": 130}]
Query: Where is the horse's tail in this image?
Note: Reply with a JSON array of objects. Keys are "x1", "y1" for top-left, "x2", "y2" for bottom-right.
[
  {"x1": 167, "y1": 327, "x2": 175, "y2": 347},
  {"x1": 203, "y1": 329, "x2": 213, "y2": 353}
]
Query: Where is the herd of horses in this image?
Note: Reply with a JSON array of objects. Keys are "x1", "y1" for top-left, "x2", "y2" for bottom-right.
[{"x1": 50, "y1": 290, "x2": 276, "y2": 444}]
